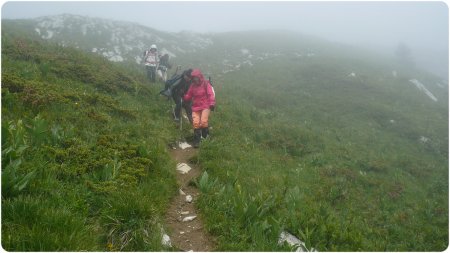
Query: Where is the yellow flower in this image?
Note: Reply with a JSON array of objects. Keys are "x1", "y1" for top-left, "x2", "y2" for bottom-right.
[{"x1": 107, "y1": 242, "x2": 113, "y2": 251}]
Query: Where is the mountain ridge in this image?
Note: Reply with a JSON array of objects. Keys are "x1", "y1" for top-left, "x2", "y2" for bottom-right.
[
  {"x1": 0, "y1": 14, "x2": 375, "y2": 70},
  {"x1": 3, "y1": 14, "x2": 216, "y2": 64},
  {"x1": 3, "y1": 14, "x2": 447, "y2": 85}
]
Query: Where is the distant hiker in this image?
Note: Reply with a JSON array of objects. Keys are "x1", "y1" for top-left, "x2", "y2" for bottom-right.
[
  {"x1": 143, "y1": 44, "x2": 159, "y2": 82},
  {"x1": 160, "y1": 69, "x2": 193, "y2": 124},
  {"x1": 157, "y1": 53, "x2": 171, "y2": 82},
  {"x1": 183, "y1": 69, "x2": 215, "y2": 148}
]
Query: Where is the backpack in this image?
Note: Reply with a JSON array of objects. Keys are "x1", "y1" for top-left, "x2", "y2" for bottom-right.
[
  {"x1": 159, "y1": 74, "x2": 183, "y2": 97},
  {"x1": 144, "y1": 50, "x2": 159, "y2": 66},
  {"x1": 207, "y1": 76, "x2": 216, "y2": 97},
  {"x1": 159, "y1": 54, "x2": 171, "y2": 69}
]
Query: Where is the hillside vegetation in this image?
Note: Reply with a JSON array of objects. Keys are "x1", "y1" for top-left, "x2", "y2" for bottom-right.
[
  {"x1": 1, "y1": 32, "x2": 183, "y2": 251},
  {"x1": 197, "y1": 51, "x2": 448, "y2": 251},
  {"x1": 2, "y1": 17, "x2": 448, "y2": 251}
]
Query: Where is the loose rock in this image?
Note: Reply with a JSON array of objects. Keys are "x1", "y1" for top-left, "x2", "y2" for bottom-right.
[
  {"x1": 177, "y1": 163, "x2": 192, "y2": 174},
  {"x1": 278, "y1": 231, "x2": 317, "y2": 252},
  {"x1": 178, "y1": 141, "x2": 192, "y2": 149},
  {"x1": 161, "y1": 234, "x2": 172, "y2": 247},
  {"x1": 182, "y1": 216, "x2": 197, "y2": 222}
]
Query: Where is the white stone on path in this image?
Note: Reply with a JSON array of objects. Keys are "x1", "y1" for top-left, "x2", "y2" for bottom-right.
[
  {"x1": 161, "y1": 233, "x2": 172, "y2": 247},
  {"x1": 182, "y1": 216, "x2": 197, "y2": 222},
  {"x1": 159, "y1": 225, "x2": 172, "y2": 248},
  {"x1": 186, "y1": 195, "x2": 193, "y2": 203},
  {"x1": 278, "y1": 231, "x2": 317, "y2": 252},
  {"x1": 180, "y1": 211, "x2": 189, "y2": 215},
  {"x1": 178, "y1": 141, "x2": 192, "y2": 149},
  {"x1": 177, "y1": 163, "x2": 192, "y2": 174}
]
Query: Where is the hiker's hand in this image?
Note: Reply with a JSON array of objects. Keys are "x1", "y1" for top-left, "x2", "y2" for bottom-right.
[{"x1": 210, "y1": 105, "x2": 215, "y2": 111}]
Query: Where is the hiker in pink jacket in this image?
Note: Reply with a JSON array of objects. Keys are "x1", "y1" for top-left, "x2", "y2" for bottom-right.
[{"x1": 183, "y1": 69, "x2": 215, "y2": 148}]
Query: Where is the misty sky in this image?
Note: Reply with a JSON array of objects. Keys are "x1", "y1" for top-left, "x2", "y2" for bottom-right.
[
  {"x1": 2, "y1": 1, "x2": 448, "y2": 47},
  {"x1": 1, "y1": 1, "x2": 449, "y2": 77}
]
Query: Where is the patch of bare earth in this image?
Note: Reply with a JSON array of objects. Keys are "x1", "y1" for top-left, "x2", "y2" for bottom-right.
[{"x1": 165, "y1": 142, "x2": 216, "y2": 251}]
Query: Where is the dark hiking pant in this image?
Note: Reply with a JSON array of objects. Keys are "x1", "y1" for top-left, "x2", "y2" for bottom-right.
[
  {"x1": 172, "y1": 94, "x2": 192, "y2": 123},
  {"x1": 146, "y1": 65, "x2": 157, "y2": 82}
]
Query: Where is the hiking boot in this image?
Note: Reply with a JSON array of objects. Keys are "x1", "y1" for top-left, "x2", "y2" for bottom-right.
[
  {"x1": 201, "y1": 127, "x2": 209, "y2": 139},
  {"x1": 193, "y1": 129, "x2": 201, "y2": 148}
]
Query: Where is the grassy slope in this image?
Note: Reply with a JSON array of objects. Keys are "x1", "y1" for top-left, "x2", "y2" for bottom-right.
[
  {"x1": 196, "y1": 53, "x2": 448, "y2": 250},
  {"x1": 1, "y1": 25, "x2": 448, "y2": 251},
  {"x1": 1, "y1": 32, "x2": 182, "y2": 251}
]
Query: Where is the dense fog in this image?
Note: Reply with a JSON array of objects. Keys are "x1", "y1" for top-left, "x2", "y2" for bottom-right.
[{"x1": 2, "y1": 1, "x2": 448, "y2": 78}]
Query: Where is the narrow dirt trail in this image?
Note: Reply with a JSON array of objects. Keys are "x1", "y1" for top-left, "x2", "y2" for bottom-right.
[{"x1": 165, "y1": 142, "x2": 216, "y2": 251}]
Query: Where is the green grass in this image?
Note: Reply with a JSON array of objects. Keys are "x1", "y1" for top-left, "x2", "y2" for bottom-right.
[
  {"x1": 195, "y1": 55, "x2": 448, "y2": 251},
  {"x1": 2, "y1": 27, "x2": 448, "y2": 251},
  {"x1": 1, "y1": 34, "x2": 180, "y2": 251}
]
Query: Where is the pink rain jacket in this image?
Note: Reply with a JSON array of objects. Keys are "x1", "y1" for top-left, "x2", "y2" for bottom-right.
[{"x1": 183, "y1": 69, "x2": 216, "y2": 112}]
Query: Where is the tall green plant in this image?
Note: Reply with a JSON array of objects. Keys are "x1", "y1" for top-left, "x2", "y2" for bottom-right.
[{"x1": 1, "y1": 119, "x2": 36, "y2": 198}]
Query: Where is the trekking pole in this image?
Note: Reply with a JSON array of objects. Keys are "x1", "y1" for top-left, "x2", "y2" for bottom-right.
[
  {"x1": 173, "y1": 65, "x2": 181, "y2": 78},
  {"x1": 179, "y1": 98, "x2": 183, "y2": 131}
]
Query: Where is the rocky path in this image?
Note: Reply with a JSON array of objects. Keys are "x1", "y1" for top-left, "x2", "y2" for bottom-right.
[{"x1": 164, "y1": 141, "x2": 216, "y2": 251}]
